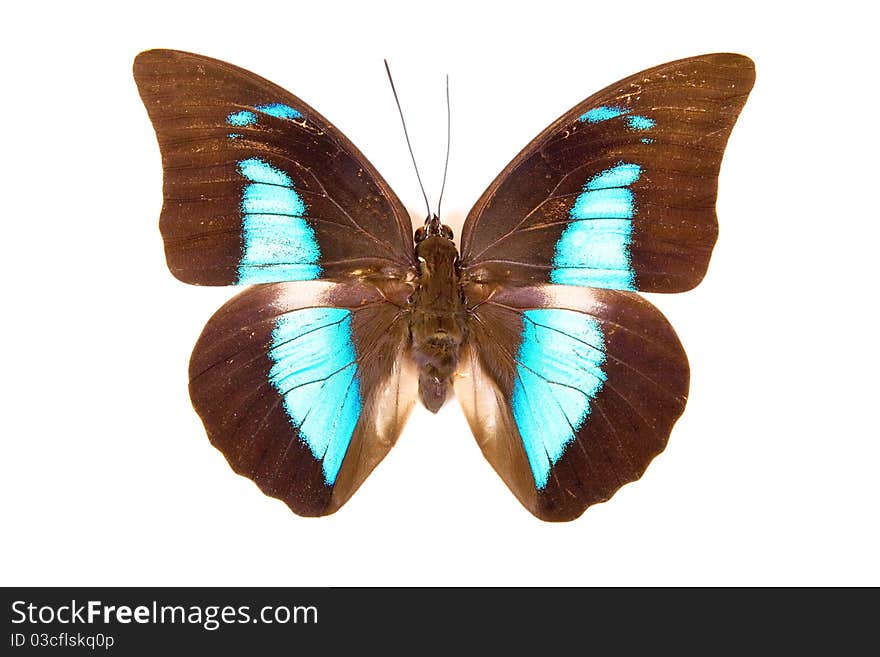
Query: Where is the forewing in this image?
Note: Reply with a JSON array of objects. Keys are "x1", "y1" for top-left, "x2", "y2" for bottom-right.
[
  {"x1": 189, "y1": 280, "x2": 418, "y2": 516},
  {"x1": 460, "y1": 53, "x2": 755, "y2": 293},
  {"x1": 133, "y1": 49, "x2": 415, "y2": 285},
  {"x1": 455, "y1": 284, "x2": 689, "y2": 521}
]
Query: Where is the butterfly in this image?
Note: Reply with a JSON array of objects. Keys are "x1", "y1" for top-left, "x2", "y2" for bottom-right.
[{"x1": 133, "y1": 50, "x2": 754, "y2": 521}]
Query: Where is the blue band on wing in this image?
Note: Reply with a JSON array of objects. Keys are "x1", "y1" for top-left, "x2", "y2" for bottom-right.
[
  {"x1": 226, "y1": 102, "x2": 321, "y2": 284},
  {"x1": 235, "y1": 157, "x2": 322, "y2": 284},
  {"x1": 551, "y1": 162, "x2": 642, "y2": 290},
  {"x1": 511, "y1": 309, "x2": 607, "y2": 489},
  {"x1": 268, "y1": 308, "x2": 362, "y2": 486},
  {"x1": 559, "y1": 107, "x2": 656, "y2": 288}
]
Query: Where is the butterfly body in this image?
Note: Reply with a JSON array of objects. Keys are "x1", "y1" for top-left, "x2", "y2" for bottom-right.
[
  {"x1": 409, "y1": 220, "x2": 467, "y2": 412},
  {"x1": 134, "y1": 50, "x2": 754, "y2": 520}
]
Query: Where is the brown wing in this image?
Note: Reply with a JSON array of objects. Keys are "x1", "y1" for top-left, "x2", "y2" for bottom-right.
[
  {"x1": 455, "y1": 283, "x2": 689, "y2": 521},
  {"x1": 189, "y1": 280, "x2": 418, "y2": 515},
  {"x1": 459, "y1": 53, "x2": 755, "y2": 293},
  {"x1": 133, "y1": 49, "x2": 415, "y2": 286}
]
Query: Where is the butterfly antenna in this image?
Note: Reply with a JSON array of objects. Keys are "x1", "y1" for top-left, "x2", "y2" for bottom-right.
[
  {"x1": 384, "y1": 59, "x2": 432, "y2": 220},
  {"x1": 436, "y1": 73, "x2": 451, "y2": 220}
]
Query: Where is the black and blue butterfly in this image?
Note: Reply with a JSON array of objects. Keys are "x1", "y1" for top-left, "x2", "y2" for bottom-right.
[{"x1": 133, "y1": 50, "x2": 754, "y2": 521}]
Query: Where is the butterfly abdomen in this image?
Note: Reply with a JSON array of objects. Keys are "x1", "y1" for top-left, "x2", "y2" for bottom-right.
[{"x1": 410, "y1": 235, "x2": 467, "y2": 413}]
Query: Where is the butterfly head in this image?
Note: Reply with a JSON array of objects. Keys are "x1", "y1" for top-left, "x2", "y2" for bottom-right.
[{"x1": 414, "y1": 214, "x2": 454, "y2": 244}]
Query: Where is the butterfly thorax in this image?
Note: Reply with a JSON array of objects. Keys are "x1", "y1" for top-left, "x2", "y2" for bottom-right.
[{"x1": 409, "y1": 232, "x2": 467, "y2": 413}]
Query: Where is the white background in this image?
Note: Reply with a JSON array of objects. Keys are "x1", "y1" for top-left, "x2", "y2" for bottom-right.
[{"x1": 2, "y1": 0, "x2": 877, "y2": 586}]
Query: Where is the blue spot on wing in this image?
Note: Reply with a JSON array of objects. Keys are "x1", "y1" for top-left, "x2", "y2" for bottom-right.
[
  {"x1": 627, "y1": 115, "x2": 655, "y2": 130},
  {"x1": 236, "y1": 158, "x2": 321, "y2": 284},
  {"x1": 268, "y1": 308, "x2": 362, "y2": 486},
  {"x1": 256, "y1": 103, "x2": 302, "y2": 120},
  {"x1": 579, "y1": 106, "x2": 656, "y2": 134},
  {"x1": 511, "y1": 309, "x2": 607, "y2": 489},
  {"x1": 227, "y1": 110, "x2": 257, "y2": 127},
  {"x1": 227, "y1": 103, "x2": 302, "y2": 127},
  {"x1": 580, "y1": 106, "x2": 627, "y2": 123},
  {"x1": 551, "y1": 162, "x2": 641, "y2": 290}
]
